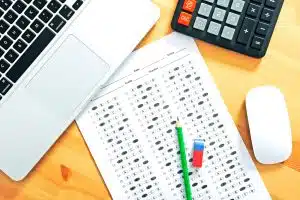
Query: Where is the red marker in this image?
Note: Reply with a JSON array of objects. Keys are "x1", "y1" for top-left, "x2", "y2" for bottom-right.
[{"x1": 192, "y1": 139, "x2": 205, "y2": 168}]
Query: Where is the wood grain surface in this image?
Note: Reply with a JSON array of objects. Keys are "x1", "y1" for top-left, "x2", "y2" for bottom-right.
[{"x1": 1, "y1": 0, "x2": 300, "y2": 199}]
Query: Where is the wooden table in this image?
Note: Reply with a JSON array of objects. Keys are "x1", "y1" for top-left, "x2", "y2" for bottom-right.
[{"x1": 1, "y1": 0, "x2": 300, "y2": 199}]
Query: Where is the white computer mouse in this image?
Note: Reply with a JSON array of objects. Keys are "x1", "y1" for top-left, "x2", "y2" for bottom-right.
[{"x1": 246, "y1": 86, "x2": 292, "y2": 164}]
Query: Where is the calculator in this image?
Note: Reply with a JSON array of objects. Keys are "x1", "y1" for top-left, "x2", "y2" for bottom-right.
[{"x1": 171, "y1": 0, "x2": 284, "y2": 58}]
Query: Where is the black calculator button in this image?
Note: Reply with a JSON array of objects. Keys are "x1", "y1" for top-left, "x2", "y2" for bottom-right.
[
  {"x1": 25, "y1": 5, "x2": 39, "y2": 19},
  {"x1": 237, "y1": 17, "x2": 256, "y2": 45},
  {"x1": 72, "y1": 0, "x2": 83, "y2": 10},
  {"x1": 265, "y1": 0, "x2": 278, "y2": 8},
  {"x1": 251, "y1": 36, "x2": 264, "y2": 50},
  {"x1": 49, "y1": 15, "x2": 66, "y2": 32},
  {"x1": 0, "y1": 77, "x2": 12, "y2": 95},
  {"x1": 30, "y1": 19, "x2": 44, "y2": 33},
  {"x1": 4, "y1": 9, "x2": 18, "y2": 24},
  {"x1": 0, "y1": 59, "x2": 10, "y2": 73},
  {"x1": 59, "y1": 5, "x2": 74, "y2": 20},
  {"x1": 16, "y1": 16, "x2": 30, "y2": 30},
  {"x1": 261, "y1": 8, "x2": 273, "y2": 22},
  {"x1": 5, "y1": 49, "x2": 18, "y2": 63},
  {"x1": 231, "y1": 0, "x2": 245, "y2": 13},
  {"x1": 251, "y1": 0, "x2": 263, "y2": 4},
  {"x1": 246, "y1": 3, "x2": 261, "y2": 18},
  {"x1": 198, "y1": 3, "x2": 212, "y2": 18},
  {"x1": 0, "y1": 19, "x2": 9, "y2": 34},
  {"x1": 13, "y1": 39, "x2": 27, "y2": 53},
  {"x1": 256, "y1": 22, "x2": 269, "y2": 36},
  {"x1": 0, "y1": 0, "x2": 12, "y2": 11},
  {"x1": 12, "y1": 0, "x2": 27, "y2": 14}
]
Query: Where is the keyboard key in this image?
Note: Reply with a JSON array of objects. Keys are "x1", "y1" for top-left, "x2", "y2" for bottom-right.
[
  {"x1": 47, "y1": 0, "x2": 61, "y2": 13},
  {"x1": 237, "y1": 17, "x2": 256, "y2": 45},
  {"x1": 49, "y1": 15, "x2": 66, "y2": 32},
  {"x1": 13, "y1": 39, "x2": 27, "y2": 53},
  {"x1": 226, "y1": 12, "x2": 240, "y2": 26},
  {"x1": 5, "y1": 49, "x2": 18, "y2": 63},
  {"x1": 0, "y1": 19, "x2": 9, "y2": 34},
  {"x1": 182, "y1": 0, "x2": 196, "y2": 13},
  {"x1": 39, "y1": 9, "x2": 53, "y2": 23},
  {"x1": 231, "y1": 0, "x2": 245, "y2": 13},
  {"x1": 12, "y1": 0, "x2": 27, "y2": 14},
  {"x1": 193, "y1": 16, "x2": 207, "y2": 31},
  {"x1": 0, "y1": 59, "x2": 10, "y2": 73},
  {"x1": 212, "y1": 7, "x2": 226, "y2": 22},
  {"x1": 72, "y1": 0, "x2": 83, "y2": 10},
  {"x1": 177, "y1": 12, "x2": 192, "y2": 27},
  {"x1": 33, "y1": 0, "x2": 47, "y2": 10},
  {"x1": 16, "y1": 15, "x2": 30, "y2": 29},
  {"x1": 30, "y1": 19, "x2": 44, "y2": 33},
  {"x1": 207, "y1": 21, "x2": 221, "y2": 35},
  {"x1": 221, "y1": 26, "x2": 236, "y2": 40},
  {"x1": 59, "y1": 0, "x2": 66, "y2": 3},
  {"x1": 198, "y1": 3, "x2": 212, "y2": 17},
  {"x1": 0, "y1": 36, "x2": 13, "y2": 49},
  {"x1": 7, "y1": 28, "x2": 55, "y2": 83},
  {"x1": 59, "y1": 5, "x2": 74, "y2": 20},
  {"x1": 217, "y1": 0, "x2": 230, "y2": 8},
  {"x1": 22, "y1": 29, "x2": 36, "y2": 43},
  {"x1": 251, "y1": 36, "x2": 264, "y2": 50},
  {"x1": 0, "y1": 77, "x2": 12, "y2": 95},
  {"x1": 8, "y1": 26, "x2": 22, "y2": 40},
  {"x1": 256, "y1": 22, "x2": 269, "y2": 36},
  {"x1": 4, "y1": 10, "x2": 18, "y2": 24},
  {"x1": 25, "y1": 5, "x2": 38, "y2": 19},
  {"x1": 0, "y1": 9, "x2": 4, "y2": 17},
  {"x1": 247, "y1": 3, "x2": 261, "y2": 18},
  {"x1": 261, "y1": 8, "x2": 273, "y2": 22},
  {"x1": 0, "y1": 0, "x2": 12, "y2": 11},
  {"x1": 266, "y1": 0, "x2": 278, "y2": 8}
]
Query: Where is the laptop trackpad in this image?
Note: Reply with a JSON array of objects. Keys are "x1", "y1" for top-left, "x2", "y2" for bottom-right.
[{"x1": 25, "y1": 35, "x2": 109, "y2": 117}]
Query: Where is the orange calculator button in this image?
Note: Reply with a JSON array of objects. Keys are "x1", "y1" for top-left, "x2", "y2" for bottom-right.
[
  {"x1": 182, "y1": 0, "x2": 196, "y2": 13},
  {"x1": 178, "y1": 12, "x2": 192, "y2": 27}
]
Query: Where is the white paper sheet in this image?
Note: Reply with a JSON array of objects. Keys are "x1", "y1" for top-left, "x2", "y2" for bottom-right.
[{"x1": 76, "y1": 32, "x2": 271, "y2": 200}]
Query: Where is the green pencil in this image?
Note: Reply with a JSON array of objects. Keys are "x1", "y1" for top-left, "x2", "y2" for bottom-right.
[{"x1": 176, "y1": 119, "x2": 192, "y2": 200}]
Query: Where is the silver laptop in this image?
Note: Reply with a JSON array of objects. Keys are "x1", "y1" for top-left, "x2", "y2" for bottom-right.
[{"x1": 0, "y1": 0, "x2": 160, "y2": 181}]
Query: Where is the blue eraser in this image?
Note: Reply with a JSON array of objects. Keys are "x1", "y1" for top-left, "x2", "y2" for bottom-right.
[{"x1": 194, "y1": 139, "x2": 205, "y2": 151}]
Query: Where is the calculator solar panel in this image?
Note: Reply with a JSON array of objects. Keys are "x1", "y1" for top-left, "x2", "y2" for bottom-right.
[{"x1": 171, "y1": 0, "x2": 284, "y2": 58}]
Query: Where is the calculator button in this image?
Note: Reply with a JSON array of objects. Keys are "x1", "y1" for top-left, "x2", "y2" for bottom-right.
[
  {"x1": 251, "y1": 36, "x2": 264, "y2": 50},
  {"x1": 207, "y1": 21, "x2": 221, "y2": 35},
  {"x1": 221, "y1": 26, "x2": 236, "y2": 40},
  {"x1": 231, "y1": 0, "x2": 245, "y2": 13},
  {"x1": 226, "y1": 12, "x2": 240, "y2": 26},
  {"x1": 193, "y1": 17, "x2": 207, "y2": 31},
  {"x1": 265, "y1": 0, "x2": 278, "y2": 8},
  {"x1": 237, "y1": 17, "x2": 256, "y2": 45},
  {"x1": 247, "y1": 3, "x2": 261, "y2": 18},
  {"x1": 182, "y1": 0, "x2": 196, "y2": 13},
  {"x1": 261, "y1": 8, "x2": 273, "y2": 22},
  {"x1": 256, "y1": 22, "x2": 269, "y2": 36},
  {"x1": 198, "y1": 3, "x2": 212, "y2": 17},
  {"x1": 212, "y1": 8, "x2": 226, "y2": 22},
  {"x1": 178, "y1": 12, "x2": 192, "y2": 27},
  {"x1": 217, "y1": 0, "x2": 230, "y2": 8}
]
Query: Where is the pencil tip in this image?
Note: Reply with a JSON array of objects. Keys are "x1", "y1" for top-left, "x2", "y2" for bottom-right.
[{"x1": 176, "y1": 117, "x2": 181, "y2": 127}]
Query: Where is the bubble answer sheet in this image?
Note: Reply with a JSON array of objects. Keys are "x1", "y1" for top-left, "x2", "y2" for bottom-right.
[{"x1": 76, "y1": 32, "x2": 271, "y2": 200}]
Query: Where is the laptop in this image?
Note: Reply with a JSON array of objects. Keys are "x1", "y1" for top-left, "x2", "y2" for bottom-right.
[{"x1": 0, "y1": 0, "x2": 160, "y2": 181}]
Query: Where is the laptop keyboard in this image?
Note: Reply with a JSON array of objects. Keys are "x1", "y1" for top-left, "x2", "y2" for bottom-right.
[{"x1": 0, "y1": 0, "x2": 84, "y2": 100}]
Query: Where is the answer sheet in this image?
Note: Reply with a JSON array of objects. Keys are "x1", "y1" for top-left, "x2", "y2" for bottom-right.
[{"x1": 76, "y1": 33, "x2": 271, "y2": 200}]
